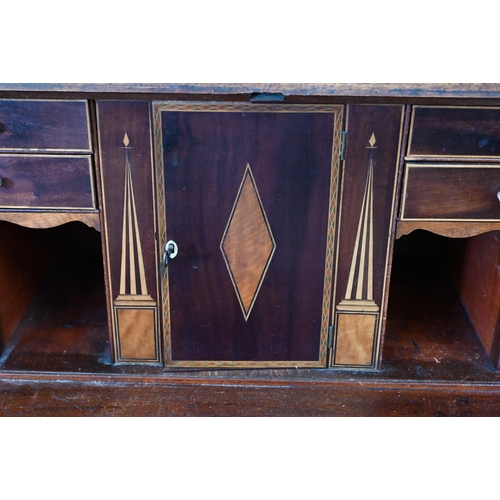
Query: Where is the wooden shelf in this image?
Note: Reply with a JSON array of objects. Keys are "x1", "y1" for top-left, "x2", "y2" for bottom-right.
[
  {"x1": 0, "y1": 223, "x2": 111, "y2": 373},
  {"x1": 0, "y1": 251, "x2": 109, "y2": 372},
  {"x1": 383, "y1": 255, "x2": 498, "y2": 382}
]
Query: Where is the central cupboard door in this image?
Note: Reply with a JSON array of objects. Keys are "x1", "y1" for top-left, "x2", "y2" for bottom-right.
[{"x1": 154, "y1": 103, "x2": 343, "y2": 367}]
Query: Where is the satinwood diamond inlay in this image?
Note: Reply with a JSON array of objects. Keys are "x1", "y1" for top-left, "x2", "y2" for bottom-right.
[{"x1": 221, "y1": 163, "x2": 276, "y2": 321}]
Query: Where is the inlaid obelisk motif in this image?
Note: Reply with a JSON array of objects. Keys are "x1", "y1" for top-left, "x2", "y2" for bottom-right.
[
  {"x1": 113, "y1": 132, "x2": 158, "y2": 361},
  {"x1": 335, "y1": 133, "x2": 380, "y2": 366},
  {"x1": 221, "y1": 163, "x2": 276, "y2": 321}
]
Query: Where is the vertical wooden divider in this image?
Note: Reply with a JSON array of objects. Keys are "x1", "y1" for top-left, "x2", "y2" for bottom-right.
[
  {"x1": 332, "y1": 105, "x2": 406, "y2": 369},
  {"x1": 97, "y1": 101, "x2": 161, "y2": 364}
]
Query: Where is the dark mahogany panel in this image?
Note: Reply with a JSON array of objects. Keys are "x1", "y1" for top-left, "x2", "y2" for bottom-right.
[
  {"x1": 0, "y1": 155, "x2": 94, "y2": 209},
  {"x1": 161, "y1": 108, "x2": 337, "y2": 363},
  {"x1": 98, "y1": 101, "x2": 158, "y2": 305},
  {"x1": 334, "y1": 104, "x2": 405, "y2": 367},
  {"x1": 403, "y1": 165, "x2": 500, "y2": 220},
  {"x1": 97, "y1": 101, "x2": 159, "y2": 362},
  {"x1": 409, "y1": 106, "x2": 500, "y2": 158},
  {"x1": 0, "y1": 100, "x2": 91, "y2": 152}
]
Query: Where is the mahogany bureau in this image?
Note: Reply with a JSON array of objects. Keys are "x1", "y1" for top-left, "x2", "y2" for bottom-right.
[{"x1": 2, "y1": 83, "x2": 500, "y2": 416}]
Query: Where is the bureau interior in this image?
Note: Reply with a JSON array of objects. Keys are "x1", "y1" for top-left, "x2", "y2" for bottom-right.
[
  {"x1": 384, "y1": 229, "x2": 500, "y2": 372},
  {"x1": 0, "y1": 221, "x2": 109, "y2": 371}
]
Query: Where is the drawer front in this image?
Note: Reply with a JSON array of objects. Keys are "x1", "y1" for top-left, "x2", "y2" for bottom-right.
[
  {"x1": 0, "y1": 155, "x2": 95, "y2": 210},
  {"x1": 408, "y1": 106, "x2": 500, "y2": 159},
  {"x1": 0, "y1": 100, "x2": 91, "y2": 152},
  {"x1": 401, "y1": 163, "x2": 500, "y2": 220}
]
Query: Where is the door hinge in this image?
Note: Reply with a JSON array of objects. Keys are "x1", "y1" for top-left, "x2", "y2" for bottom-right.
[
  {"x1": 339, "y1": 131, "x2": 348, "y2": 161},
  {"x1": 327, "y1": 325, "x2": 334, "y2": 349}
]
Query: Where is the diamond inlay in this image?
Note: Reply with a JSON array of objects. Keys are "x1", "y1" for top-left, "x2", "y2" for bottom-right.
[{"x1": 221, "y1": 163, "x2": 276, "y2": 321}]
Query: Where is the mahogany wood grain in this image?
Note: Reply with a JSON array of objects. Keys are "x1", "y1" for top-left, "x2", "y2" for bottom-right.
[
  {"x1": 3, "y1": 84, "x2": 500, "y2": 100},
  {"x1": 396, "y1": 220, "x2": 500, "y2": 239},
  {"x1": 376, "y1": 105, "x2": 412, "y2": 371},
  {"x1": 402, "y1": 164, "x2": 500, "y2": 220},
  {"x1": 0, "y1": 223, "x2": 109, "y2": 372},
  {"x1": 97, "y1": 101, "x2": 159, "y2": 363},
  {"x1": 86, "y1": 98, "x2": 115, "y2": 363},
  {"x1": 408, "y1": 106, "x2": 500, "y2": 158},
  {"x1": 0, "y1": 100, "x2": 91, "y2": 152},
  {"x1": 384, "y1": 252, "x2": 493, "y2": 375},
  {"x1": 452, "y1": 232, "x2": 500, "y2": 357},
  {"x1": 0, "y1": 155, "x2": 95, "y2": 209},
  {"x1": 3, "y1": 372, "x2": 500, "y2": 416},
  {"x1": 3, "y1": 224, "x2": 500, "y2": 416},
  {"x1": 0, "y1": 211, "x2": 100, "y2": 230},
  {"x1": 97, "y1": 101, "x2": 158, "y2": 306},
  {"x1": 333, "y1": 104, "x2": 404, "y2": 367},
  {"x1": 4, "y1": 86, "x2": 500, "y2": 415},
  {"x1": 0, "y1": 222, "x2": 57, "y2": 350},
  {"x1": 160, "y1": 108, "x2": 336, "y2": 364}
]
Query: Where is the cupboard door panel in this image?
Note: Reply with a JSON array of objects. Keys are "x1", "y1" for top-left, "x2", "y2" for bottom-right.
[{"x1": 154, "y1": 103, "x2": 343, "y2": 367}]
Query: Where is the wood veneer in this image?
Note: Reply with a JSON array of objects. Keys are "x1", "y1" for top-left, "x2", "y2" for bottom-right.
[
  {"x1": 97, "y1": 101, "x2": 160, "y2": 364},
  {"x1": 0, "y1": 155, "x2": 95, "y2": 210},
  {"x1": 3, "y1": 85, "x2": 500, "y2": 416},
  {"x1": 453, "y1": 232, "x2": 500, "y2": 363},
  {"x1": 333, "y1": 104, "x2": 404, "y2": 368},
  {"x1": 0, "y1": 212, "x2": 100, "y2": 231},
  {"x1": 0, "y1": 222, "x2": 57, "y2": 351},
  {"x1": 401, "y1": 164, "x2": 500, "y2": 220},
  {"x1": 0, "y1": 223, "x2": 109, "y2": 372},
  {"x1": 156, "y1": 104, "x2": 341, "y2": 367},
  {"x1": 408, "y1": 106, "x2": 500, "y2": 158},
  {"x1": 396, "y1": 220, "x2": 500, "y2": 239},
  {"x1": 0, "y1": 99, "x2": 91, "y2": 152},
  {"x1": 4, "y1": 84, "x2": 500, "y2": 100}
]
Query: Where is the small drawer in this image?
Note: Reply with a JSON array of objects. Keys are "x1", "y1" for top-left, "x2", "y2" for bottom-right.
[
  {"x1": 408, "y1": 106, "x2": 500, "y2": 159},
  {"x1": 0, "y1": 100, "x2": 91, "y2": 152},
  {"x1": 0, "y1": 155, "x2": 96, "y2": 210},
  {"x1": 401, "y1": 163, "x2": 500, "y2": 221}
]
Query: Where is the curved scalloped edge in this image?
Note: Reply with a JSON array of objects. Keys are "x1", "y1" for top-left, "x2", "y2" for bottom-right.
[
  {"x1": 396, "y1": 220, "x2": 500, "y2": 239},
  {"x1": 0, "y1": 212, "x2": 100, "y2": 231}
]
